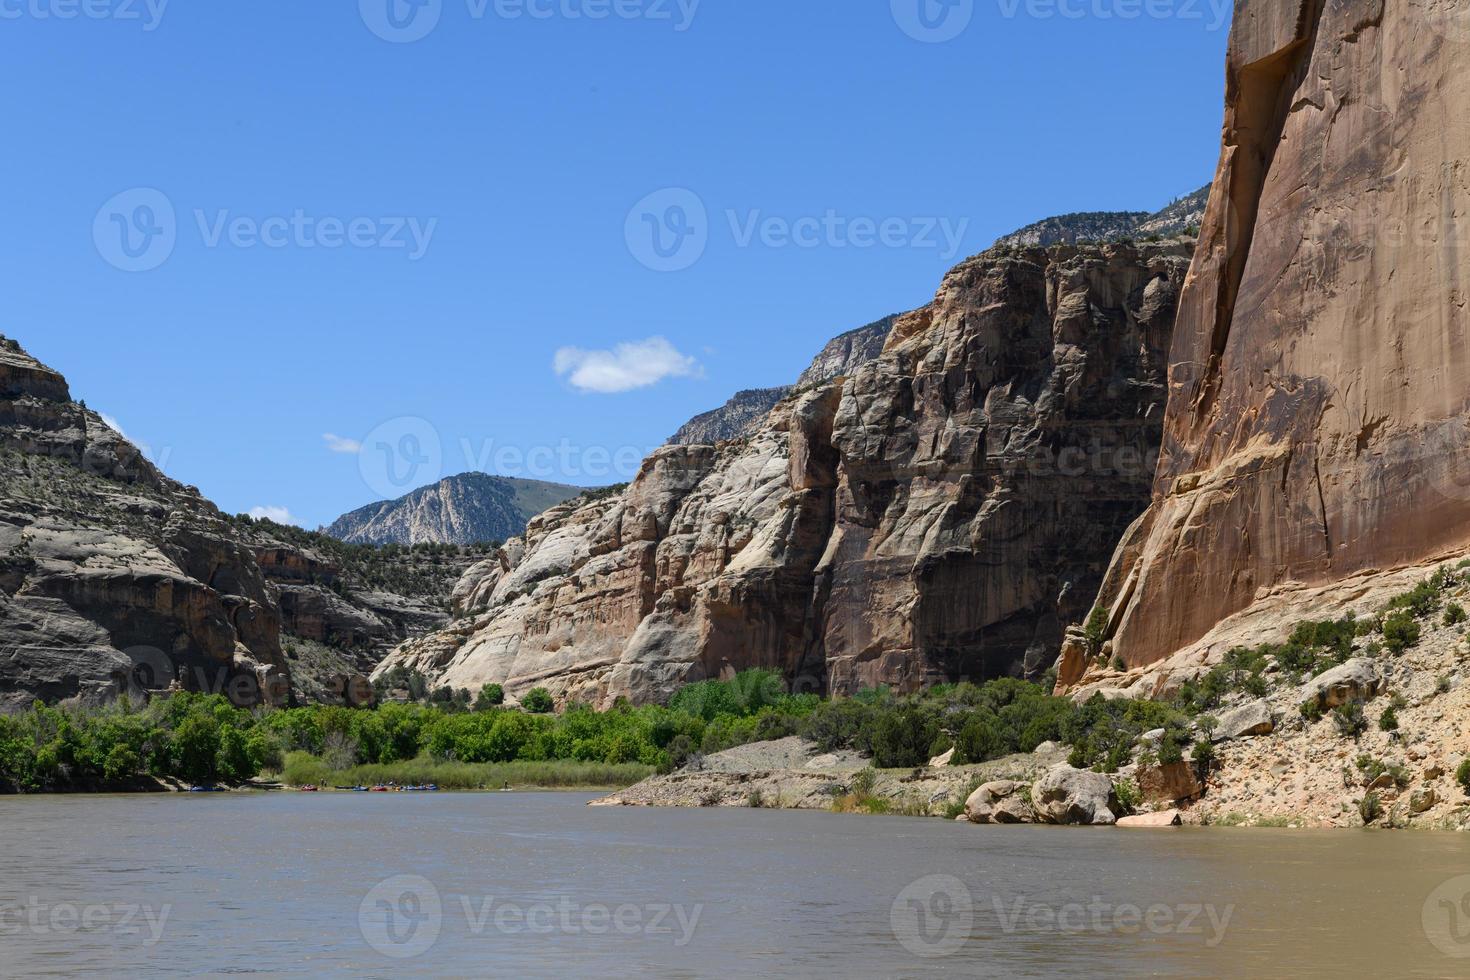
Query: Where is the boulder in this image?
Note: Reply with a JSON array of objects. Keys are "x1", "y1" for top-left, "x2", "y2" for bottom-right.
[
  {"x1": 964, "y1": 780, "x2": 1035, "y2": 824},
  {"x1": 1117, "y1": 810, "x2": 1182, "y2": 828},
  {"x1": 1300, "y1": 659, "x2": 1387, "y2": 711},
  {"x1": 1214, "y1": 700, "x2": 1276, "y2": 741},
  {"x1": 928, "y1": 748, "x2": 955, "y2": 768},
  {"x1": 1410, "y1": 788, "x2": 1438, "y2": 815},
  {"x1": 1032, "y1": 766, "x2": 1119, "y2": 826},
  {"x1": 1138, "y1": 762, "x2": 1203, "y2": 804}
]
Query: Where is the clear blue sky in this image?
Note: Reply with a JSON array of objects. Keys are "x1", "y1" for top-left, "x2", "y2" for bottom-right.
[{"x1": 0, "y1": 1, "x2": 1229, "y2": 528}]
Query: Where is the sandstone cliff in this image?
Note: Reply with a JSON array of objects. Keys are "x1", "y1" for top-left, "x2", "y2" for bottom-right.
[
  {"x1": 1070, "y1": 0, "x2": 1470, "y2": 685},
  {"x1": 325, "y1": 473, "x2": 583, "y2": 546},
  {"x1": 0, "y1": 337, "x2": 290, "y2": 710},
  {"x1": 380, "y1": 238, "x2": 1194, "y2": 705}
]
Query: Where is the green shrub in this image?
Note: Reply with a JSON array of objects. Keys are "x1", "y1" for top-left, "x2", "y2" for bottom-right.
[
  {"x1": 1378, "y1": 706, "x2": 1399, "y2": 732},
  {"x1": 1359, "y1": 792, "x2": 1382, "y2": 825},
  {"x1": 1457, "y1": 759, "x2": 1470, "y2": 797},
  {"x1": 869, "y1": 704, "x2": 941, "y2": 769},
  {"x1": 1447, "y1": 604, "x2": 1468, "y2": 627},
  {"x1": 521, "y1": 689, "x2": 554, "y2": 714},
  {"x1": 475, "y1": 684, "x2": 505, "y2": 711},
  {"x1": 1332, "y1": 702, "x2": 1367, "y2": 738},
  {"x1": 1382, "y1": 612, "x2": 1421, "y2": 654},
  {"x1": 1082, "y1": 606, "x2": 1110, "y2": 657}
]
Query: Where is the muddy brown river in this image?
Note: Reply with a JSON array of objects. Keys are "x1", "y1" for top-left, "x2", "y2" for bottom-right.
[{"x1": 3, "y1": 792, "x2": 1470, "y2": 977}]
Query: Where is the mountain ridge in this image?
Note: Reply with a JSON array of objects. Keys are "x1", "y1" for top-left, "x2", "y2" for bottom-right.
[{"x1": 325, "y1": 473, "x2": 586, "y2": 547}]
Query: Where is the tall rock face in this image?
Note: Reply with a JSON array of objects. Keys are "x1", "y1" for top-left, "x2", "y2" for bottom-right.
[
  {"x1": 0, "y1": 337, "x2": 289, "y2": 710},
  {"x1": 325, "y1": 473, "x2": 584, "y2": 546},
  {"x1": 1079, "y1": 0, "x2": 1470, "y2": 677},
  {"x1": 381, "y1": 239, "x2": 1193, "y2": 704}
]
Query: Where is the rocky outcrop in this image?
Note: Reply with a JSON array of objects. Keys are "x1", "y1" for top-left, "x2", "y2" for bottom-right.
[
  {"x1": 381, "y1": 237, "x2": 1193, "y2": 704},
  {"x1": 1299, "y1": 659, "x2": 1386, "y2": 712},
  {"x1": 669, "y1": 388, "x2": 790, "y2": 445},
  {"x1": 1032, "y1": 764, "x2": 1120, "y2": 825},
  {"x1": 963, "y1": 779, "x2": 1035, "y2": 824},
  {"x1": 793, "y1": 315, "x2": 896, "y2": 388},
  {"x1": 0, "y1": 336, "x2": 290, "y2": 710},
  {"x1": 325, "y1": 473, "x2": 583, "y2": 547},
  {"x1": 1215, "y1": 700, "x2": 1277, "y2": 741},
  {"x1": 1082, "y1": 0, "x2": 1470, "y2": 679},
  {"x1": 668, "y1": 315, "x2": 897, "y2": 446},
  {"x1": 994, "y1": 186, "x2": 1208, "y2": 249}
]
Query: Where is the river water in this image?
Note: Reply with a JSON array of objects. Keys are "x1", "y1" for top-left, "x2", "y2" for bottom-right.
[{"x1": 3, "y1": 792, "x2": 1470, "y2": 977}]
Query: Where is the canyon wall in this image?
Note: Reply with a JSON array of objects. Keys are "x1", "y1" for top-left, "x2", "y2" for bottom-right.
[
  {"x1": 381, "y1": 238, "x2": 1194, "y2": 705},
  {"x1": 0, "y1": 337, "x2": 291, "y2": 709},
  {"x1": 1077, "y1": 0, "x2": 1470, "y2": 679}
]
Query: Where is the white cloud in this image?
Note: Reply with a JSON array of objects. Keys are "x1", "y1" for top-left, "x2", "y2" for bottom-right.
[
  {"x1": 323, "y1": 433, "x2": 362, "y2": 454},
  {"x1": 553, "y1": 336, "x2": 702, "y2": 394},
  {"x1": 248, "y1": 506, "x2": 300, "y2": 526}
]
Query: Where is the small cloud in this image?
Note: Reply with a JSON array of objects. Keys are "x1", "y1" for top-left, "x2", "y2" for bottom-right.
[
  {"x1": 323, "y1": 433, "x2": 362, "y2": 454},
  {"x1": 248, "y1": 506, "x2": 300, "y2": 526},
  {"x1": 553, "y1": 336, "x2": 702, "y2": 394}
]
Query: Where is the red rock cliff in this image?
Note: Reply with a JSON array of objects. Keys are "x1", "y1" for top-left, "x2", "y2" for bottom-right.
[{"x1": 1091, "y1": 0, "x2": 1470, "y2": 671}]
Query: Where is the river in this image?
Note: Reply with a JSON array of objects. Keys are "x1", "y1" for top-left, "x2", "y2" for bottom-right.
[{"x1": 3, "y1": 792, "x2": 1470, "y2": 977}]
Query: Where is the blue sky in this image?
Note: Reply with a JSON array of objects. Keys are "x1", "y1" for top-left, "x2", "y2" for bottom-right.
[{"x1": 1, "y1": 0, "x2": 1230, "y2": 528}]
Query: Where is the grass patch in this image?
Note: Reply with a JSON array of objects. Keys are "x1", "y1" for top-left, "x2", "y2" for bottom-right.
[{"x1": 276, "y1": 752, "x2": 652, "y2": 790}]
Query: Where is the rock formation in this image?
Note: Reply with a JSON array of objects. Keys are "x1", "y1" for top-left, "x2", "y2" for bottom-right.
[
  {"x1": 1074, "y1": 0, "x2": 1470, "y2": 681},
  {"x1": 0, "y1": 337, "x2": 290, "y2": 710},
  {"x1": 668, "y1": 316, "x2": 897, "y2": 446},
  {"x1": 325, "y1": 473, "x2": 584, "y2": 546},
  {"x1": 381, "y1": 237, "x2": 1194, "y2": 705},
  {"x1": 994, "y1": 186, "x2": 1209, "y2": 249}
]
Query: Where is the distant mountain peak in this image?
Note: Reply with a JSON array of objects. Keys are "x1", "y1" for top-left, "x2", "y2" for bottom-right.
[{"x1": 325, "y1": 473, "x2": 585, "y2": 546}]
